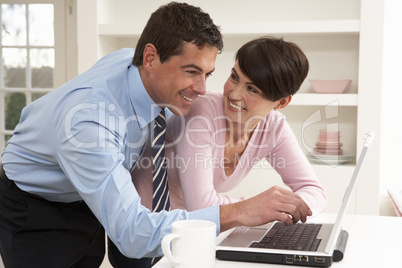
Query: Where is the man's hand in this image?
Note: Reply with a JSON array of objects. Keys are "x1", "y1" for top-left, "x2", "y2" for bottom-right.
[{"x1": 219, "y1": 186, "x2": 312, "y2": 232}]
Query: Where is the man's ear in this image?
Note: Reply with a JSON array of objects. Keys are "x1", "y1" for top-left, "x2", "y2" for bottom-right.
[
  {"x1": 142, "y1": 43, "x2": 158, "y2": 70},
  {"x1": 276, "y1": 95, "x2": 292, "y2": 110}
]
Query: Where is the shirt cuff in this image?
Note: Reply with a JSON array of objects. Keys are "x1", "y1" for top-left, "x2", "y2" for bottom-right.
[{"x1": 188, "y1": 205, "x2": 221, "y2": 236}]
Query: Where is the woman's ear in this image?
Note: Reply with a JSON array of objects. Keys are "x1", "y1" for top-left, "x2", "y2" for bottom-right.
[
  {"x1": 275, "y1": 95, "x2": 292, "y2": 110},
  {"x1": 142, "y1": 43, "x2": 158, "y2": 70}
]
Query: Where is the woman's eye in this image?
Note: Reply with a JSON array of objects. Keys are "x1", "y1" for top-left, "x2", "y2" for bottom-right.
[{"x1": 248, "y1": 86, "x2": 258, "y2": 93}]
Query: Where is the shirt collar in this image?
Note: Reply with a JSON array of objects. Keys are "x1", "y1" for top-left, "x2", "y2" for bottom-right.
[{"x1": 127, "y1": 65, "x2": 163, "y2": 129}]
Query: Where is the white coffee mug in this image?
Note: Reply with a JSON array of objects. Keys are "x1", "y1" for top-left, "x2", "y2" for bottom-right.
[{"x1": 161, "y1": 220, "x2": 216, "y2": 268}]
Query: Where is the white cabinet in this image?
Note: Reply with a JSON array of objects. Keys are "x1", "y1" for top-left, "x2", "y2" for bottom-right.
[{"x1": 80, "y1": 0, "x2": 387, "y2": 215}]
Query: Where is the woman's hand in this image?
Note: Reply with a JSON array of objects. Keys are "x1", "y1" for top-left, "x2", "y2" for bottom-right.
[{"x1": 220, "y1": 185, "x2": 312, "y2": 232}]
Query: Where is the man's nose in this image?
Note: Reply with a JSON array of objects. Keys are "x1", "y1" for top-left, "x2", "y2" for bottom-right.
[{"x1": 192, "y1": 77, "x2": 207, "y2": 95}]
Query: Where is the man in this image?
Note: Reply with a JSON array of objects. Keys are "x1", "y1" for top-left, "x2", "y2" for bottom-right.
[{"x1": 0, "y1": 2, "x2": 311, "y2": 268}]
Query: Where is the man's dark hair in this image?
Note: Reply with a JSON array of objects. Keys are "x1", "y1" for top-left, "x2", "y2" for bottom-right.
[{"x1": 133, "y1": 2, "x2": 223, "y2": 66}]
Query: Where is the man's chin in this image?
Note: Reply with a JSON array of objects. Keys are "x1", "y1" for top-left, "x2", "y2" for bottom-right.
[{"x1": 168, "y1": 105, "x2": 191, "y2": 117}]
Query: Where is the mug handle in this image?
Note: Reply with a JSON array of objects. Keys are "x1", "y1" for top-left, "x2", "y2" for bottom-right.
[{"x1": 161, "y1": 233, "x2": 181, "y2": 266}]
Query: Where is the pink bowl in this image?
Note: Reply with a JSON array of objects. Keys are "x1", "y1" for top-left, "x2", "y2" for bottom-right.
[{"x1": 309, "y1": 79, "x2": 351, "y2": 94}]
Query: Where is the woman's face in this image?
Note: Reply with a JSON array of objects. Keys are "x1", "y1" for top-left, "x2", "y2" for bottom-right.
[{"x1": 223, "y1": 61, "x2": 288, "y2": 130}]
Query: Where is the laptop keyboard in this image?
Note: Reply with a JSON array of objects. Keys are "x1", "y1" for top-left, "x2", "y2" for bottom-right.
[{"x1": 249, "y1": 222, "x2": 322, "y2": 251}]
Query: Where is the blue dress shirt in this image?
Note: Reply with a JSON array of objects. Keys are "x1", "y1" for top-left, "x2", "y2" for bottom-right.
[{"x1": 1, "y1": 48, "x2": 220, "y2": 258}]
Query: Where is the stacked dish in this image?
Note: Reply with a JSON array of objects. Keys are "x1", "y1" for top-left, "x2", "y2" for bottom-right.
[
  {"x1": 307, "y1": 129, "x2": 354, "y2": 165},
  {"x1": 314, "y1": 129, "x2": 343, "y2": 155},
  {"x1": 309, "y1": 79, "x2": 351, "y2": 94}
]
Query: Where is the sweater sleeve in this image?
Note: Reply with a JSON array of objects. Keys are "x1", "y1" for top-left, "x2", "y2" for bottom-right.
[{"x1": 266, "y1": 116, "x2": 327, "y2": 216}]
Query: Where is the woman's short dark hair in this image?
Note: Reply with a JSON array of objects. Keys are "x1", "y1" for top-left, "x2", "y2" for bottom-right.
[
  {"x1": 133, "y1": 2, "x2": 223, "y2": 66},
  {"x1": 235, "y1": 36, "x2": 309, "y2": 101}
]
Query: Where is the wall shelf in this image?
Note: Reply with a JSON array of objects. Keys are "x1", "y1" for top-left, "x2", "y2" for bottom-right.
[
  {"x1": 217, "y1": 20, "x2": 360, "y2": 36},
  {"x1": 290, "y1": 93, "x2": 358, "y2": 106},
  {"x1": 98, "y1": 19, "x2": 360, "y2": 37}
]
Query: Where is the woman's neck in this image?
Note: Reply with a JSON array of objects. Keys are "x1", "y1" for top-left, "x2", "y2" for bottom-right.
[{"x1": 225, "y1": 121, "x2": 256, "y2": 148}]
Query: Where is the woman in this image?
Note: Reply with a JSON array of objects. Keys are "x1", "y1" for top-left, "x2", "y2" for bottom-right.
[{"x1": 133, "y1": 36, "x2": 327, "y2": 216}]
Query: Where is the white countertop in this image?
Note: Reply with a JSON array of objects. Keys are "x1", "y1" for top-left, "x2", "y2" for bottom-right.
[{"x1": 154, "y1": 213, "x2": 402, "y2": 268}]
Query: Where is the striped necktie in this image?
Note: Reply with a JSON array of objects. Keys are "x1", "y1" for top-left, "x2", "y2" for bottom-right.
[{"x1": 152, "y1": 109, "x2": 170, "y2": 212}]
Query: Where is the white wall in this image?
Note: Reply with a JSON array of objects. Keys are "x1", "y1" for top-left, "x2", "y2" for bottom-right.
[
  {"x1": 76, "y1": 0, "x2": 98, "y2": 74},
  {"x1": 377, "y1": 0, "x2": 402, "y2": 216},
  {"x1": 380, "y1": 1, "x2": 402, "y2": 190}
]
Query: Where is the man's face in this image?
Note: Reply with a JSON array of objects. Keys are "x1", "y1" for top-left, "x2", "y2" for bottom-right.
[{"x1": 143, "y1": 42, "x2": 218, "y2": 116}]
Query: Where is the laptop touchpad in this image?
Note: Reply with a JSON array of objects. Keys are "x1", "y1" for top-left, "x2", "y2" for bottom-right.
[{"x1": 219, "y1": 224, "x2": 272, "y2": 247}]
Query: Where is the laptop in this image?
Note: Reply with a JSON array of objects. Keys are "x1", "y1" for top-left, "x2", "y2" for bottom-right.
[{"x1": 216, "y1": 131, "x2": 375, "y2": 267}]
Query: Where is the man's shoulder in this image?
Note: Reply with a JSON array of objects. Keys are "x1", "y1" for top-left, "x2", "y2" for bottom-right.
[
  {"x1": 106, "y1": 48, "x2": 135, "y2": 59},
  {"x1": 94, "y1": 48, "x2": 135, "y2": 68}
]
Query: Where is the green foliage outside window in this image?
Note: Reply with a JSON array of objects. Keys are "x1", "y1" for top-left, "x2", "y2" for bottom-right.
[{"x1": 5, "y1": 92, "x2": 26, "y2": 130}]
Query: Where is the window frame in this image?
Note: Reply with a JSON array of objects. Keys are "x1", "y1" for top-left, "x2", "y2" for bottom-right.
[{"x1": 0, "y1": 0, "x2": 76, "y2": 155}]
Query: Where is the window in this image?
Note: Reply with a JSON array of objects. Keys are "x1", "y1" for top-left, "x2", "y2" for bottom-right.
[{"x1": 0, "y1": 0, "x2": 75, "y2": 154}]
